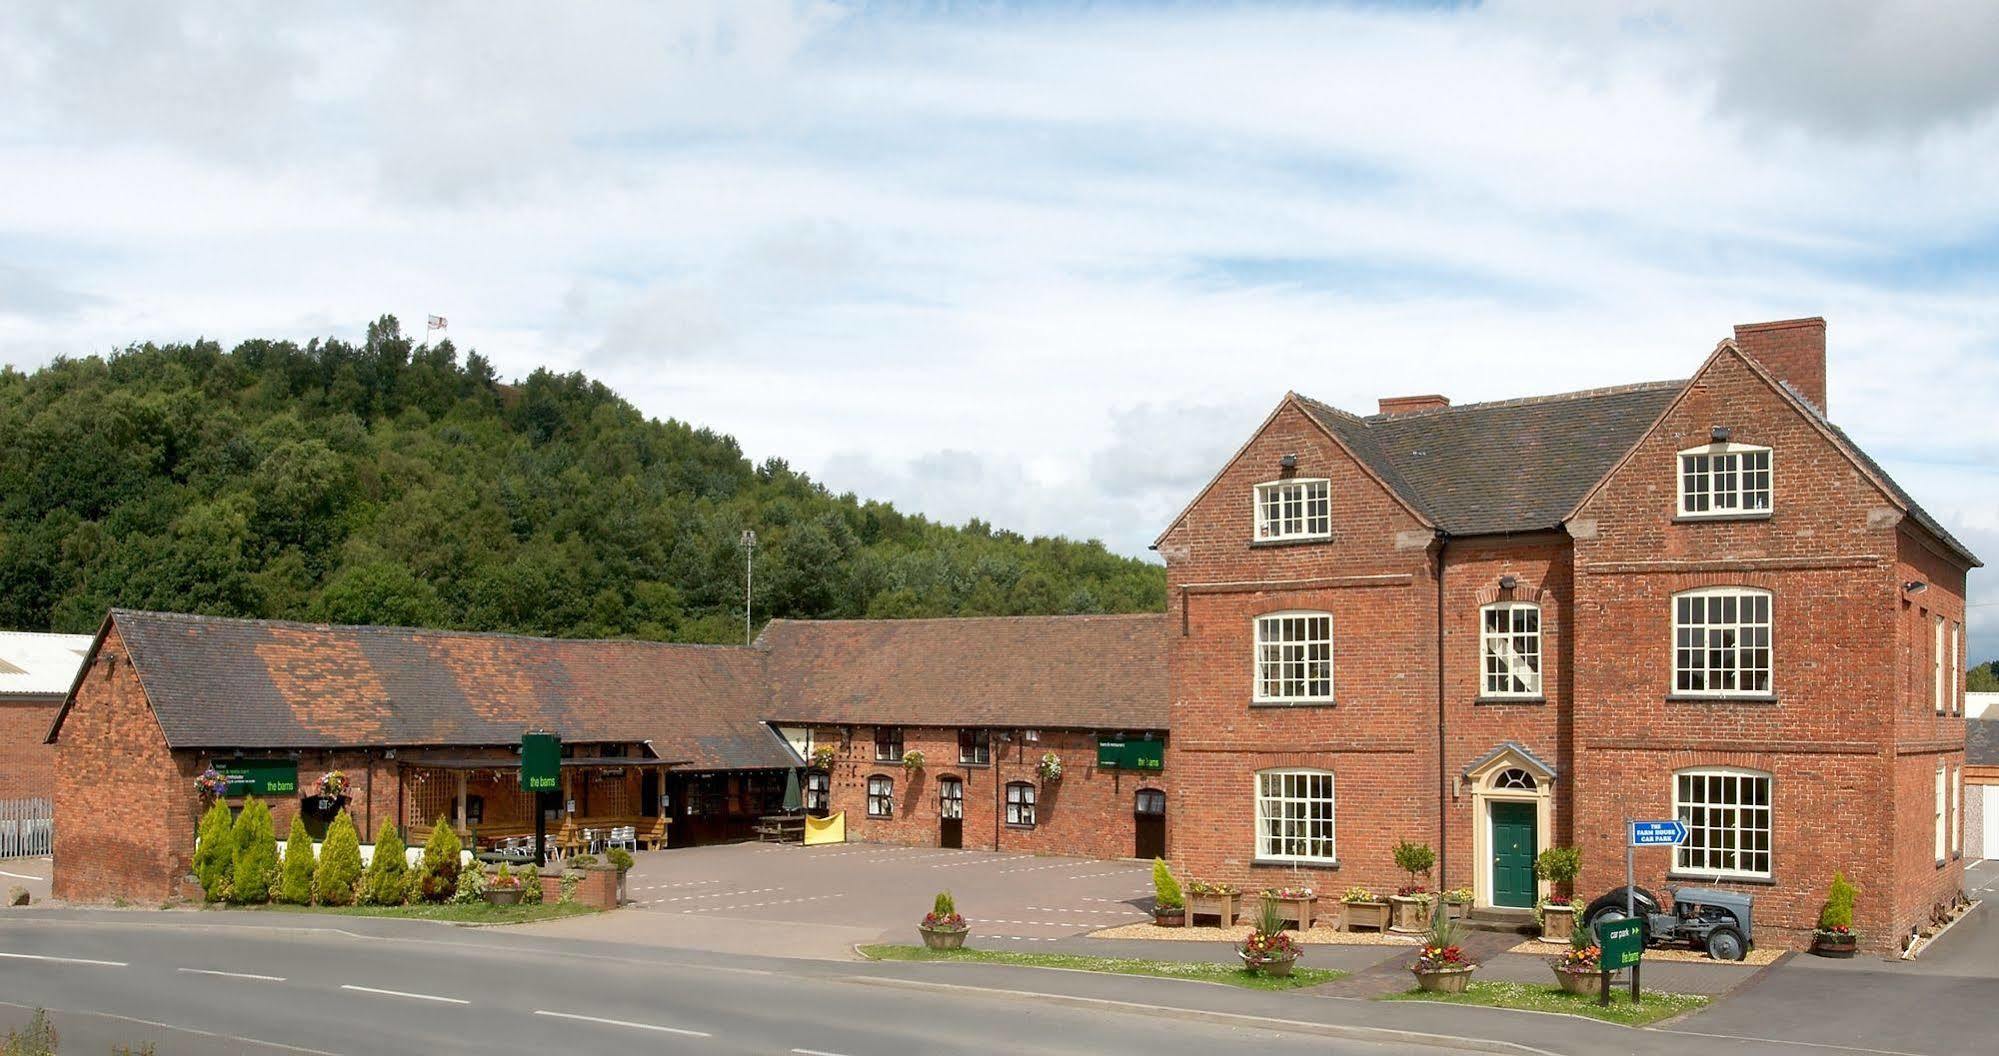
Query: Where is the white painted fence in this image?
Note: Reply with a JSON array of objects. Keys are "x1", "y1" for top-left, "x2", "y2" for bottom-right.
[{"x1": 0, "y1": 798, "x2": 53, "y2": 858}]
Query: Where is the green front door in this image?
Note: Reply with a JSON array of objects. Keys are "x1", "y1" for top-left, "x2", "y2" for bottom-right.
[{"x1": 1490, "y1": 802, "x2": 1538, "y2": 909}]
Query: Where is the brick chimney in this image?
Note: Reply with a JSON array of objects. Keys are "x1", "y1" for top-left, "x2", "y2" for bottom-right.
[
  {"x1": 1732, "y1": 317, "x2": 1827, "y2": 414},
  {"x1": 1378, "y1": 394, "x2": 1450, "y2": 416}
]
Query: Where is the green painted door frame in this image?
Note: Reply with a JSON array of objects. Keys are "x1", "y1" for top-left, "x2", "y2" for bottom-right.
[{"x1": 1490, "y1": 801, "x2": 1538, "y2": 909}]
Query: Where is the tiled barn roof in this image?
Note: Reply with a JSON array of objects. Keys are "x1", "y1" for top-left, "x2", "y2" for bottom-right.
[
  {"x1": 83, "y1": 609, "x2": 795, "y2": 769},
  {"x1": 1295, "y1": 381, "x2": 1684, "y2": 537},
  {"x1": 759, "y1": 613, "x2": 1169, "y2": 731}
]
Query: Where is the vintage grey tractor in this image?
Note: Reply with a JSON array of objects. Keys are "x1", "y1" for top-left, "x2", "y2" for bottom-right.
[{"x1": 1583, "y1": 885, "x2": 1754, "y2": 961}]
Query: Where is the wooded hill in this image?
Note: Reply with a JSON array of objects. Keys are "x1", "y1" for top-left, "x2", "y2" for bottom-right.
[{"x1": 0, "y1": 317, "x2": 1165, "y2": 642}]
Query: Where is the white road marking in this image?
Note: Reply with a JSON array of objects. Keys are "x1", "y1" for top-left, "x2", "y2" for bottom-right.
[
  {"x1": 0, "y1": 951, "x2": 127, "y2": 967},
  {"x1": 532, "y1": 1009, "x2": 710, "y2": 1037},
  {"x1": 1024, "y1": 906, "x2": 1143, "y2": 916},
  {"x1": 652, "y1": 886, "x2": 782, "y2": 903},
  {"x1": 340, "y1": 984, "x2": 469, "y2": 1004},
  {"x1": 178, "y1": 967, "x2": 287, "y2": 982},
  {"x1": 681, "y1": 894, "x2": 844, "y2": 913},
  {"x1": 793, "y1": 1048, "x2": 855, "y2": 1056},
  {"x1": 1658, "y1": 1028, "x2": 1927, "y2": 1056},
  {"x1": 0, "y1": 869, "x2": 42, "y2": 880},
  {"x1": 0, "y1": 999, "x2": 342, "y2": 1056}
]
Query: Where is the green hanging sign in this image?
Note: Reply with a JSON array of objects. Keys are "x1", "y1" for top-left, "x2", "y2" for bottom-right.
[{"x1": 521, "y1": 732, "x2": 561, "y2": 793}]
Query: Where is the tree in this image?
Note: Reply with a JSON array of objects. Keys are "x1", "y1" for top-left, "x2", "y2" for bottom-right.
[
  {"x1": 277, "y1": 818, "x2": 315, "y2": 905},
  {"x1": 314, "y1": 811, "x2": 364, "y2": 907},
  {"x1": 1969, "y1": 661, "x2": 1999, "y2": 693},
  {"x1": 192, "y1": 801, "x2": 235, "y2": 902},
  {"x1": 415, "y1": 817, "x2": 462, "y2": 903},
  {"x1": 229, "y1": 797, "x2": 277, "y2": 904},
  {"x1": 361, "y1": 818, "x2": 408, "y2": 906},
  {"x1": 1392, "y1": 839, "x2": 1436, "y2": 893}
]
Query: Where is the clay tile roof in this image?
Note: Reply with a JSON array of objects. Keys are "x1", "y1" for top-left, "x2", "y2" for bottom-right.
[
  {"x1": 759, "y1": 613, "x2": 1168, "y2": 731},
  {"x1": 103, "y1": 610, "x2": 794, "y2": 769},
  {"x1": 1295, "y1": 381, "x2": 1684, "y2": 536}
]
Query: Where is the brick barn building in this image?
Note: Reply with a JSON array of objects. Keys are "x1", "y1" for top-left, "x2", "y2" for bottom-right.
[
  {"x1": 0, "y1": 631, "x2": 91, "y2": 800},
  {"x1": 44, "y1": 611, "x2": 1168, "y2": 901},
  {"x1": 762, "y1": 615, "x2": 1168, "y2": 860},
  {"x1": 1154, "y1": 318, "x2": 1975, "y2": 953}
]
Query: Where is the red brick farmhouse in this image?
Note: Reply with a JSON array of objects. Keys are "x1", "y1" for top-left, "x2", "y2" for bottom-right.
[
  {"x1": 1155, "y1": 318, "x2": 1974, "y2": 953},
  {"x1": 39, "y1": 317, "x2": 1974, "y2": 953}
]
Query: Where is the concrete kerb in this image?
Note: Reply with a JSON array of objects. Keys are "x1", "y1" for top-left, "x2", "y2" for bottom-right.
[{"x1": 841, "y1": 974, "x2": 1564, "y2": 1056}]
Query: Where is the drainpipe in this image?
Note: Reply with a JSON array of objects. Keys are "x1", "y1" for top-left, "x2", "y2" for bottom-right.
[{"x1": 1435, "y1": 533, "x2": 1451, "y2": 893}]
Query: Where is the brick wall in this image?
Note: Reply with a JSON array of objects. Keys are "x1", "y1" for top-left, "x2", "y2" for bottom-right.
[
  {"x1": 1569, "y1": 346, "x2": 1955, "y2": 951},
  {"x1": 811, "y1": 725, "x2": 1169, "y2": 860},
  {"x1": 1160, "y1": 398, "x2": 1441, "y2": 895},
  {"x1": 0, "y1": 696, "x2": 60, "y2": 799},
  {"x1": 52, "y1": 627, "x2": 202, "y2": 902}
]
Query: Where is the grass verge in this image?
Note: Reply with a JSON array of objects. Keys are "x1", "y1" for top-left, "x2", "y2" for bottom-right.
[
  {"x1": 256, "y1": 901, "x2": 595, "y2": 925},
  {"x1": 858, "y1": 944, "x2": 1344, "y2": 991},
  {"x1": 1381, "y1": 979, "x2": 1708, "y2": 1026}
]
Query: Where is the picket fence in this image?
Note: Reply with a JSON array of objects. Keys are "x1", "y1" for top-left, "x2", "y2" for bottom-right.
[{"x1": 0, "y1": 797, "x2": 53, "y2": 858}]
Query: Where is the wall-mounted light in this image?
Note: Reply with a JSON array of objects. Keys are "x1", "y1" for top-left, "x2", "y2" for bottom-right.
[
  {"x1": 1498, "y1": 574, "x2": 1518, "y2": 591},
  {"x1": 1711, "y1": 425, "x2": 1732, "y2": 442},
  {"x1": 1279, "y1": 453, "x2": 1298, "y2": 470},
  {"x1": 1905, "y1": 580, "x2": 1929, "y2": 594}
]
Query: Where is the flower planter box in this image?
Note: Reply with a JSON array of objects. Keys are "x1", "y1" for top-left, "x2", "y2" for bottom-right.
[
  {"x1": 919, "y1": 925, "x2": 968, "y2": 951},
  {"x1": 1540, "y1": 903, "x2": 1577, "y2": 942},
  {"x1": 1341, "y1": 900, "x2": 1391, "y2": 933},
  {"x1": 482, "y1": 886, "x2": 523, "y2": 907},
  {"x1": 1552, "y1": 966, "x2": 1604, "y2": 997},
  {"x1": 1239, "y1": 951, "x2": 1297, "y2": 977},
  {"x1": 1812, "y1": 932, "x2": 1858, "y2": 959},
  {"x1": 1390, "y1": 895, "x2": 1432, "y2": 933},
  {"x1": 1152, "y1": 907, "x2": 1186, "y2": 928},
  {"x1": 1266, "y1": 895, "x2": 1316, "y2": 930},
  {"x1": 1190, "y1": 891, "x2": 1242, "y2": 927},
  {"x1": 1443, "y1": 900, "x2": 1470, "y2": 923},
  {"x1": 1411, "y1": 966, "x2": 1475, "y2": 994}
]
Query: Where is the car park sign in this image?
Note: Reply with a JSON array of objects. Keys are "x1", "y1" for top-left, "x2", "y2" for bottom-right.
[
  {"x1": 1596, "y1": 917, "x2": 1647, "y2": 969},
  {"x1": 1628, "y1": 819, "x2": 1687, "y2": 846}
]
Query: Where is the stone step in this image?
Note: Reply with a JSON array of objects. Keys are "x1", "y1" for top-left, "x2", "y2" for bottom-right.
[{"x1": 1461, "y1": 908, "x2": 1536, "y2": 935}]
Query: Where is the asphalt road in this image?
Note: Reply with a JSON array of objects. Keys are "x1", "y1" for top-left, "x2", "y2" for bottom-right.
[{"x1": 0, "y1": 916, "x2": 1448, "y2": 1056}]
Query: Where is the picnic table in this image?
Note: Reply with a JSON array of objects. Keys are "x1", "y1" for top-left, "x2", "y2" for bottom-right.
[{"x1": 754, "y1": 813, "x2": 806, "y2": 843}]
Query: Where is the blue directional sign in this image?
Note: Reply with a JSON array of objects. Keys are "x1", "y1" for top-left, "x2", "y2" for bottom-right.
[{"x1": 1629, "y1": 819, "x2": 1688, "y2": 846}]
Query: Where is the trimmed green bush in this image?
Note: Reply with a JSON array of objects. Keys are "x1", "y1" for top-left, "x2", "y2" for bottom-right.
[
  {"x1": 229, "y1": 797, "x2": 277, "y2": 904},
  {"x1": 933, "y1": 891, "x2": 956, "y2": 917},
  {"x1": 193, "y1": 801, "x2": 235, "y2": 902},
  {"x1": 453, "y1": 859, "x2": 487, "y2": 904},
  {"x1": 277, "y1": 818, "x2": 315, "y2": 905},
  {"x1": 606, "y1": 848, "x2": 633, "y2": 872},
  {"x1": 361, "y1": 819, "x2": 408, "y2": 906},
  {"x1": 1152, "y1": 858, "x2": 1183, "y2": 910},
  {"x1": 1819, "y1": 872, "x2": 1857, "y2": 931},
  {"x1": 1534, "y1": 846, "x2": 1582, "y2": 900},
  {"x1": 519, "y1": 867, "x2": 543, "y2": 905},
  {"x1": 1393, "y1": 839, "x2": 1436, "y2": 886},
  {"x1": 313, "y1": 811, "x2": 364, "y2": 906},
  {"x1": 416, "y1": 817, "x2": 462, "y2": 903}
]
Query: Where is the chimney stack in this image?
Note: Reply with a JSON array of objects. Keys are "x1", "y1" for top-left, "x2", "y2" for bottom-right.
[
  {"x1": 1377, "y1": 394, "x2": 1451, "y2": 417},
  {"x1": 1732, "y1": 317, "x2": 1827, "y2": 415}
]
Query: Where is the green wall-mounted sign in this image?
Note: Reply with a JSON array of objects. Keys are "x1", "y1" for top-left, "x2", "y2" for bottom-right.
[
  {"x1": 521, "y1": 732, "x2": 561, "y2": 793},
  {"x1": 1095, "y1": 738, "x2": 1164, "y2": 771},
  {"x1": 217, "y1": 759, "x2": 298, "y2": 797}
]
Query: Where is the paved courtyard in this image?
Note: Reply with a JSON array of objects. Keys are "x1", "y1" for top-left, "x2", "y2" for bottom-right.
[{"x1": 621, "y1": 842, "x2": 1155, "y2": 945}]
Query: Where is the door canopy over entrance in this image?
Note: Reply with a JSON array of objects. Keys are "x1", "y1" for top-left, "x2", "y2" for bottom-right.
[{"x1": 1463, "y1": 742, "x2": 1557, "y2": 912}]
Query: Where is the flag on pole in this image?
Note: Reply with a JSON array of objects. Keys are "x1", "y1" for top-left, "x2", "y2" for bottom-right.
[{"x1": 427, "y1": 315, "x2": 448, "y2": 331}]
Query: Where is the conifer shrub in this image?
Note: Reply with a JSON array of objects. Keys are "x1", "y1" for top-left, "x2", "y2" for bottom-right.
[
  {"x1": 519, "y1": 866, "x2": 543, "y2": 905},
  {"x1": 192, "y1": 801, "x2": 236, "y2": 902},
  {"x1": 277, "y1": 818, "x2": 316, "y2": 905},
  {"x1": 361, "y1": 819, "x2": 408, "y2": 906},
  {"x1": 229, "y1": 798, "x2": 277, "y2": 904},
  {"x1": 313, "y1": 811, "x2": 364, "y2": 907},
  {"x1": 416, "y1": 817, "x2": 462, "y2": 903},
  {"x1": 1151, "y1": 858, "x2": 1184, "y2": 910},
  {"x1": 1819, "y1": 872, "x2": 1857, "y2": 932}
]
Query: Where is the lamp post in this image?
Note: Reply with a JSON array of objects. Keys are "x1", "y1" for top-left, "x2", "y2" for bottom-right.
[{"x1": 740, "y1": 529, "x2": 756, "y2": 645}]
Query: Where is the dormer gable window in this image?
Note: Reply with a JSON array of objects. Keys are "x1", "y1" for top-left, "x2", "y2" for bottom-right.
[
  {"x1": 1254, "y1": 478, "x2": 1331, "y2": 541},
  {"x1": 1678, "y1": 442, "x2": 1771, "y2": 517}
]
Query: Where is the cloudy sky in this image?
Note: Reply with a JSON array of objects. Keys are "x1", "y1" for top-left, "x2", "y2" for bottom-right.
[{"x1": 3, "y1": 1, "x2": 1998, "y2": 654}]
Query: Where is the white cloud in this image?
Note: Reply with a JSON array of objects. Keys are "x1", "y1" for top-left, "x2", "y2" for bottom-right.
[{"x1": 1, "y1": 1, "x2": 1996, "y2": 651}]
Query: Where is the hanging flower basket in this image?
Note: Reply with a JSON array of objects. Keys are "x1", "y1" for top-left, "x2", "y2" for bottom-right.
[
  {"x1": 809, "y1": 745, "x2": 839, "y2": 771},
  {"x1": 194, "y1": 768, "x2": 230, "y2": 799},
  {"x1": 902, "y1": 750, "x2": 926, "y2": 773},
  {"x1": 316, "y1": 770, "x2": 349, "y2": 797},
  {"x1": 1036, "y1": 752, "x2": 1063, "y2": 782}
]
